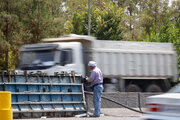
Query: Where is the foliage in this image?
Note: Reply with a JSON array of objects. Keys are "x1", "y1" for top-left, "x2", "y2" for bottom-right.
[
  {"x1": 144, "y1": 23, "x2": 180, "y2": 71},
  {"x1": 66, "y1": 1, "x2": 125, "y2": 40},
  {"x1": 0, "y1": 0, "x2": 65, "y2": 69},
  {"x1": 0, "y1": 0, "x2": 25, "y2": 69}
]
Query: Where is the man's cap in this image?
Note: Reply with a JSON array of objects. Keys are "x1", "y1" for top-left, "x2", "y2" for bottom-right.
[{"x1": 88, "y1": 61, "x2": 97, "y2": 67}]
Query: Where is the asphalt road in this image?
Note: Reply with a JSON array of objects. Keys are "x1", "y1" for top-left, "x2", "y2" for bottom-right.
[
  {"x1": 15, "y1": 117, "x2": 141, "y2": 120},
  {"x1": 15, "y1": 108, "x2": 144, "y2": 120}
]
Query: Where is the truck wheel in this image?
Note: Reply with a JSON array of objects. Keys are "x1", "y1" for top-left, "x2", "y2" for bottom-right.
[
  {"x1": 104, "y1": 83, "x2": 118, "y2": 92},
  {"x1": 145, "y1": 84, "x2": 162, "y2": 92},
  {"x1": 126, "y1": 84, "x2": 141, "y2": 92}
]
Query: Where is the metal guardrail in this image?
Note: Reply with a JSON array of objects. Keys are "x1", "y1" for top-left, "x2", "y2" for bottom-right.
[{"x1": 0, "y1": 71, "x2": 86, "y2": 119}]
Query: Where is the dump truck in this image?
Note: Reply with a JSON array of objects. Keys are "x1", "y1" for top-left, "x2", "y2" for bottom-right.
[{"x1": 18, "y1": 34, "x2": 178, "y2": 92}]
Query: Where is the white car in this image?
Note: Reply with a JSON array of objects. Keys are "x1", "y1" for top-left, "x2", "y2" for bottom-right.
[{"x1": 142, "y1": 83, "x2": 180, "y2": 120}]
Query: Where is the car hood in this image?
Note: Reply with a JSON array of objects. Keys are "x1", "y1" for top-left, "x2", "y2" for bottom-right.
[{"x1": 147, "y1": 93, "x2": 180, "y2": 105}]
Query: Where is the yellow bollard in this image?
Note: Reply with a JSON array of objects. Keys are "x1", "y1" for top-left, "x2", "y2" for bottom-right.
[
  {"x1": 0, "y1": 108, "x2": 13, "y2": 120},
  {"x1": 0, "y1": 91, "x2": 11, "y2": 109},
  {"x1": 0, "y1": 91, "x2": 13, "y2": 120}
]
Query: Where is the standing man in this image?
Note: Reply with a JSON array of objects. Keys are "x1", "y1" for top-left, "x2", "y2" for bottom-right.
[{"x1": 86, "y1": 61, "x2": 103, "y2": 117}]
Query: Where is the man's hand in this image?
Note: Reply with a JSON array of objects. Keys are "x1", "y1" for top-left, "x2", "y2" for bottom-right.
[{"x1": 85, "y1": 76, "x2": 88, "y2": 81}]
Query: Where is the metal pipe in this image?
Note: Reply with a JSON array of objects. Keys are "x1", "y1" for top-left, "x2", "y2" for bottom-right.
[{"x1": 88, "y1": 0, "x2": 91, "y2": 36}]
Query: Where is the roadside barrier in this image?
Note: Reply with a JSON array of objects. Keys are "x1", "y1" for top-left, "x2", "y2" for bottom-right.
[
  {"x1": 0, "y1": 71, "x2": 86, "y2": 119},
  {"x1": 84, "y1": 91, "x2": 144, "y2": 114}
]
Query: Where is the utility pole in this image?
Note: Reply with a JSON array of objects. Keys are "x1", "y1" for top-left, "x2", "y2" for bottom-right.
[{"x1": 88, "y1": 0, "x2": 91, "y2": 36}]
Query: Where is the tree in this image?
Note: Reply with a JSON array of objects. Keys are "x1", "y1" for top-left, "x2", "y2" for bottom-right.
[
  {"x1": 116, "y1": 0, "x2": 174, "y2": 41},
  {"x1": 171, "y1": 0, "x2": 180, "y2": 30},
  {"x1": 19, "y1": 0, "x2": 53, "y2": 43},
  {"x1": 117, "y1": 0, "x2": 141, "y2": 40},
  {"x1": 0, "y1": 0, "x2": 66, "y2": 69},
  {"x1": 144, "y1": 23, "x2": 180, "y2": 71},
  {"x1": 66, "y1": 1, "x2": 125, "y2": 40},
  {"x1": 0, "y1": 0, "x2": 25, "y2": 69},
  {"x1": 139, "y1": 0, "x2": 170, "y2": 35}
]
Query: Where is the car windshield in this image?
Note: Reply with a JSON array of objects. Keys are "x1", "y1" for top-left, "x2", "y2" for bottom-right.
[
  {"x1": 20, "y1": 50, "x2": 55, "y2": 65},
  {"x1": 168, "y1": 83, "x2": 180, "y2": 93}
]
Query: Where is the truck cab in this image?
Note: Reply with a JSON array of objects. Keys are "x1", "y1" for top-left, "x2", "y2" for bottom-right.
[{"x1": 19, "y1": 42, "x2": 85, "y2": 76}]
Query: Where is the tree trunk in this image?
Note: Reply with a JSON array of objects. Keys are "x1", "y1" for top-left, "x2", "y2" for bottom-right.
[
  {"x1": 4, "y1": 0, "x2": 9, "y2": 70},
  {"x1": 5, "y1": 50, "x2": 9, "y2": 70}
]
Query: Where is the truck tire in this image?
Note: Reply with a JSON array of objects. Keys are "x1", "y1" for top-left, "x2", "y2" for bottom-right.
[
  {"x1": 126, "y1": 84, "x2": 141, "y2": 92},
  {"x1": 145, "y1": 84, "x2": 162, "y2": 92},
  {"x1": 104, "y1": 83, "x2": 118, "y2": 92}
]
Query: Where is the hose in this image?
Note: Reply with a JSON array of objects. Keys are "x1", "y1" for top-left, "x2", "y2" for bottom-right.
[{"x1": 84, "y1": 91, "x2": 145, "y2": 114}]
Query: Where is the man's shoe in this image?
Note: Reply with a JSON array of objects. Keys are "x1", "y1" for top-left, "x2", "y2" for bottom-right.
[{"x1": 89, "y1": 114, "x2": 100, "y2": 117}]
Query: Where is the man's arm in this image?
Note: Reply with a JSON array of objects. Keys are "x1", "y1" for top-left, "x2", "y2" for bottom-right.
[{"x1": 86, "y1": 71, "x2": 96, "y2": 82}]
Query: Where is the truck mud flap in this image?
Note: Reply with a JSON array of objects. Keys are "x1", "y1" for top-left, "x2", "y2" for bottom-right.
[{"x1": 0, "y1": 71, "x2": 86, "y2": 119}]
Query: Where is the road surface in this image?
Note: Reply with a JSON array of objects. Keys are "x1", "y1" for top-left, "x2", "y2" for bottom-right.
[
  {"x1": 15, "y1": 108, "x2": 144, "y2": 120},
  {"x1": 16, "y1": 117, "x2": 141, "y2": 120}
]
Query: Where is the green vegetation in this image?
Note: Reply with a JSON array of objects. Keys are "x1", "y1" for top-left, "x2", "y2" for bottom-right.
[
  {"x1": 0, "y1": 0, "x2": 179, "y2": 72},
  {"x1": 66, "y1": 2, "x2": 125, "y2": 40}
]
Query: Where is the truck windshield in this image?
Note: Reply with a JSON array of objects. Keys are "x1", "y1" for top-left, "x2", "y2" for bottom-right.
[{"x1": 19, "y1": 50, "x2": 55, "y2": 70}]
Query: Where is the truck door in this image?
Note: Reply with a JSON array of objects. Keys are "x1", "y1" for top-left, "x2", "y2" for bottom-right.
[
  {"x1": 60, "y1": 49, "x2": 73, "y2": 66},
  {"x1": 58, "y1": 46, "x2": 85, "y2": 77},
  {"x1": 58, "y1": 48, "x2": 76, "y2": 73}
]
